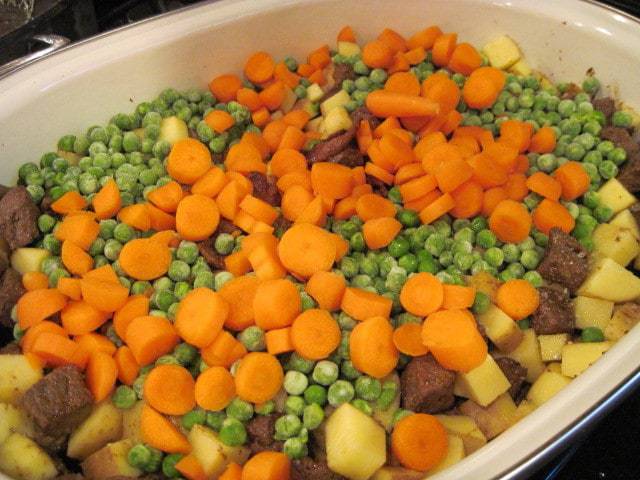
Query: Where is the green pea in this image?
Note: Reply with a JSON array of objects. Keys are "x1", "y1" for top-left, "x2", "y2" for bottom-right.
[
  {"x1": 205, "y1": 411, "x2": 225, "y2": 431},
  {"x1": 327, "y1": 380, "x2": 355, "y2": 407},
  {"x1": 173, "y1": 343, "x2": 198, "y2": 366},
  {"x1": 112, "y1": 385, "x2": 137, "y2": 409},
  {"x1": 337, "y1": 312, "x2": 356, "y2": 331},
  {"x1": 484, "y1": 247, "x2": 504, "y2": 267},
  {"x1": 358, "y1": 257, "x2": 378, "y2": 278},
  {"x1": 594, "y1": 205, "x2": 613, "y2": 223},
  {"x1": 472, "y1": 291, "x2": 491, "y2": 315},
  {"x1": 166, "y1": 260, "x2": 189, "y2": 282},
  {"x1": 212, "y1": 271, "x2": 232, "y2": 291},
  {"x1": 161, "y1": 453, "x2": 184, "y2": 479},
  {"x1": 312, "y1": 360, "x2": 339, "y2": 386},
  {"x1": 219, "y1": 418, "x2": 247, "y2": 446},
  {"x1": 238, "y1": 326, "x2": 265, "y2": 352},
  {"x1": 274, "y1": 414, "x2": 302, "y2": 440},
  {"x1": 523, "y1": 270, "x2": 543, "y2": 287},
  {"x1": 211, "y1": 233, "x2": 234, "y2": 255},
  {"x1": 301, "y1": 403, "x2": 324, "y2": 431},
  {"x1": 339, "y1": 256, "x2": 359, "y2": 278},
  {"x1": 127, "y1": 444, "x2": 151, "y2": 469},
  {"x1": 347, "y1": 231, "x2": 364, "y2": 252},
  {"x1": 284, "y1": 395, "x2": 305, "y2": 416},
  {"x1": 398, "y1": 253, "x2": 418, "y2": 273},
  {"x1": 354, "y1": 376, "x2": 382, "y2": 401},
  {"x1": 182, "y1": 409, "x2": 207, "y2": 430},
  {"x1": 283, "y1": 437, "x2": 308, "y2": 460},
  {"x1": 226, "y1": 398, "x2": 254, "y2": 422},
  {"x1": 392, "y1": 409, "x2": 414, "y2": 426},
  {"x1": 376, "y1": 381, "x2": 398, "y2": 410},
  {"x1": 300, "y1": 291, "x2": 316, "y2": 311},
  {"x1": 251, "y1": 400, "x2": 274, "y2": 416},
  {"x1": 152, "y1": 289, "x2": 176, "y2": 311},
  {"x1": 283, "y1": 370, "x2": 309, "y2": 396},
  {"x1": 396, "y1": 209, "x2": 420, "y2": 228},
  {"x1": 286, "y1": 352, "x2": 315, "y2": 374}
]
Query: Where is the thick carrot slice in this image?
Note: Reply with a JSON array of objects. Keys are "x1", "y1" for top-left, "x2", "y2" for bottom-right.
[
  {"x1": 17, "y1": 289, "x2": 67, "y2": 329},
  {"x1": 448, "y1": 42, "x2": 482, "y2": 75},
  {"x1": 482, "y1": 187, "x2": 508, "y2": 217},
  {"x1": 22, "y1": 271, "x2": 49, "y2": 291},
  {"x1": 140, "y1": 404, "x2": 191, "y2": 453},
  {"x1": 31, "y1": 332, "x2": 88, "y2": 369},
  {"x1": 310, "y1": 162, "x2": 354, "y2": 200},
  {"x1": 204, "y1": 110, "x2": 235, "y2": 133},
  {"x1": 253, "y1": 279, "x2": 301, "y2": 331},
  {"x1": 450, "y1": 180, "x2": 483, "y2": 219},
  {"x1": 209, "y1": 74, "x2": 242, "y2": 103},
  {"x1": 363, "y1": 217, "x2": 402, "y2": 249},
  {"x1": 366, "y1": 90, "x2": 439, "y2": 118},
  {"x1": 489, "y1": 199, "x2": 532, "y2": 243},
  {"x1": 61, "y1": 240, "x2": 94, "y2": 275},
  {"x1": 147, "y1": 181, "x2": 184, "y2": 213},
  {"x1": 86, "y1": 351, "x2": 118, "y2": 402},
  {"x1": 117, "y1": 204, "x2": 151, "y2": 231},
  {"x1": 532, "y1": 199, "x2": 575, "y2": 234},
  {"x1": 290, "y1": 309, "x2": 341, "y2": 360},
  {"x1": 241, "y1": 451, "x2": 290, "y2": 480},
  {"x1": 431, "y1": 32, "x2": 457, "y2": 66},
  {"x1": 113, "y1": 295, "x2": 149, "y2": 340},
  {"x1": 400, "y1": 272, "x2": 444, "y2": 316},
  {"x1": 304, "y1": 271, "x2": 346, "y2": 311},
  {"x1": 341, "y1": 287, "x2": 392, "y2": 321},
  {"x1": 269, "y1": 149, "x2": 308, "y2": 178},
  {"x1": 125, "y1": 315, "x2": 179, "y2": 366},
  {"x1": 20, "y1": 320, "x2": 67, "y2": 354},
  {"x1": 194, "y1": 366, "x2": 236, "y2": 411},
  {"x1": 355, "y1": 193, "x2": 396, "y2": 221},
  {"x1": 277, "y1": 223, "x2": 336, "y2": 278},
  {"x1": 176, "y1": 194, "x2": 220, "y2": 241},
  {"x1": 220, "y1": 463, "x2": 243, "y2": 480},
  {"x1": 529, "y1": 126, "x2": 557, "y2": 154},
  {"x1": 175, "y1": 288, "x2": 228, "y2": 348},
  {"x1": 175, "y1": 454, "x2": 207, "y2": 480},
  {"x1": 118, "y1": 238, "x2": 172, "y2": 281},
  {"x1": 418, "y1": 192, "x2": 455, "y2": 224},
  {"x1": 234, "y1": 352, "x2": 284, "y2": 404},
  {"x1": 219, "y1": 275, "x2": 261, "y2": 331},
  {"x1": 144, "y1": 364, "x2": 196, "y2": 415},
  {"x1": 51, "y1": 191, "x2": 87, "y2": 215},
  {"x1": 442, "y1": 284, "x2": 476, "y2": 310},
  {"x1": 92, "y1": 179, "x2": 121, "y2": 220},
  {"x1": 200, "y1": 331, "x2": 247, "y2": 368},
  {"x1": 392, "y1": 323, "x2": 429, "y2": 356},
  {"x1": 80, "y1": 278, "x2": 129, "y2": 313},
  {"x1": 553, "y1": 161, "x2": 590, "y2": 201},
  {"x1": 421, "y1": 309, "x2": 487, "y2": 372},
  {"x1": 496, "y1": 279, "x2": 540, "y2": 320},
  {"x1": 392, "y1": 414, "x2": 448, "y2": 472},
  {"x1": 350, "y1": 316, "x2": 399, "y2": 378},
  {"x1": 74, "y1": 332, "x2": 115, "y2": 356},
  {"x1": 265, "y1": 327, "x2": 294, "y2": 356},
  {"x1": 526, "y1": 172, "x2": 562, "y2": 201},
  {"x1": 61, "y1": 300, "x2": 109, "y2": 336},
  {"x1": 114, "y1": 345, "x2": 140, "y2": 386},
  {"x1": 55, "y1": 213, "x2": 99, "y2": 251},
  {"x1": 167, "y1": 138, "x2": 212, "y2": 185}
]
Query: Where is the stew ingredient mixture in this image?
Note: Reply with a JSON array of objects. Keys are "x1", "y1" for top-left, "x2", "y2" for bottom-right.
[{"x1": 1, "y1": 22, "x2": 640, "y2": 480}]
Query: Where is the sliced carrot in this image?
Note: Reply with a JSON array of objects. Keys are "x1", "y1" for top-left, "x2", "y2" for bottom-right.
[
  {"x1": 277, "y1": 223, "x2": 336, "y2": 278},
  {"x1": 305, "y1": 271, "x2": 346, "y2": 311},
  {"x1": 175, "y1": 455, "x2": 207, "y2": 480},
  {"x1": 553, "y1": 161, "x2": 590, "y2": 201},
  {"x1": 407, "y1": 26, "x2": 443, "y2": 50},
  {"x1": 20, "y1": 320, "x2": 67, "y2": 354},
  {"x1": 236, "y1": 87, "x2": 263, "y2": 112},
  {"x1": 532, "y1": 199, "x2": 575, "y2": 234},
  {"x1": 21, "y1": 271, "x2": 48, "y2": 291},
  {"x1": 144, "y1": 364, "x2": 196, "y2": 415},
  {"x1": 209, "y1": 73, "x2": 242, "y2": 102},
  {"x1": 450, "y1": 180, "x2": 483, "y2": 219},
  {"x1": 448, "y1": 42, "x2": 482, "y2": 75},
  {"x1": 442, "y1": 284, "x2": 476, "y2": 310},
  {"x1": 80, "y1": 277, "x2": 129, "y2": 313},
  {"x1": 496, "y1": 279, "x2": 540, "y2": 320},
  {"x1": 400, "y1": 272, "x2": 443, "y2": 316},
  {"x1": 234, "y1": 352, "x2": 284, "y2": 404},
  {"x1": 117, "y1": 204, "x2": 151, "y2": 231},
  {"x1": 219, "y1": 275, "x2": 261, "y2": 331},
  {"x1": 140, "y1": 404, "x2": 191, "y2": 453},
  {"x1": 74, "y1": 333, "x2": 116, "y2": 356},
  {"x1": 489, "y1": 199, "x2": 532, "y2": 243},
  {"x1": 147, "y1": 180, "x2": 184, "y2": 213},
  {"x1": 504, "y1": 173, "x2": 529, "y2": 201},
  {"x1": 363, "y1": 217, "x2": 402, "y2": 249},
  {"x1": 418, "y1": 192, "x2": 455, "y2": 224},
  {"x1": 365, "y1": 162, "x2": 395, "y2": 185},
  {"x1": 125, "y1": 315, "x2": 179, "y2": 366},
  {"x1": 253, "y1": 278, "x2": 301, "y2": 331},
  {"x1": 17, "y1": 289, "x2": 67, "y2": 329},
  {"x1": 86, "y1": 351, "x2": 118, "y2": 402},
  {"x1": 241, "y1": 451, "x2": 290, "y2": 480},
  {"x1": 113, "y1": 294, "x2": 149, "y2": 340},
  {"x1": 393, "y1": 323, "x2": 429, "y2": 356},
  {"x1": 350, "y1": 316, "x2": 399, "y2": 378},
  {"x1": 51, "y1": 191, "x2": 87, "y2": 215},
  {"x1": 61, "y1": 240, "x2": 94, "y2": 275},
  {"x1": 201, "y1": 330, "x2": 247, "y2": 368},
  {"x1": 31, "y1": 333, "x2": 88, "y2": 369},
  {"x1": 225, "y1": 251, "x2": 252, "y2": 277},
  {"x1": 355, "y1": 193, "x2": 396, "y2": 221},
  {"x1": 175, "y1": 288, "x2": 228, "y2": 348},
  {"x1": 529, "y1": 126, "x2": 557, "y2": 154},
  {"x1": 244, "y1": 51, "x2": 276, "y2": 84},
  {"x1": 482, "y1": 187, "x2": 508, "y2": 217},
  {"x1": 114, "y1": 345, "x2": 140, "y2": 386},
  {"x1": 341, "y1": 287, "x2": 393, "y2": 321},
  {"x1": 204, "y1": 109, "x2": 235, "y2": 134},
  {"x1": 366, "y1": 90, "x2": 439, "y2": 118},
  {"x1": 54, "y1": 213, "x2": 99, "y2": 251},
  {"x1": 119, "y1": 237, "x2": 172, "y2": 281},
  {"x1": 92, "y1": 179, "x2": 121, "y2": 219},
  {"x1": 431, "y1": 33, "x2": 457, "y2": 66},
  {"x1": 526, "y1": 172, "x2": 562, "y2": 201},
  {"x1": 290, "y1": 309, "x2": 341, "y2": 360},
  {"x1": 392, "y1": 414, "x2": 448, "y2": 472},
  {"x1": 167, "y1": 138, "x2": 212, "y2": 185},
  {"x1": 310, "y1": 162, "x2": 354, "y2": 200}
]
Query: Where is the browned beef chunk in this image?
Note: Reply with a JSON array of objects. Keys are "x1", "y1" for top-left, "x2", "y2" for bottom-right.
[
  {"x1": 560, "y1": 83, "x2": 580, "y2": 100},
  {"x1": 247, "y1": 172, "x2": 281, "y2": 206},
  {"x1": 246, "y1": 414, "x2": 283, "y2": 454},
  {"x1": 494, "y1": 357, "x2": 527, "y2": 400},
  {"x1": 531, "y1": 285, "x2": 575, "y2": 335},
  {"x1": 306, "y1": 128, "x2": 356, "y2": 164},
  {"x1": 537, "y1": 228, "x2": 589, "y2": 293},
  {"x1": 351, "y1": 106, "x2": 381, "y2": 131},
  {"x1": 617, "y1": 155, "x2": 640, "y2": 193},
  {"x1": 400, "y1": 354, "x2": 455, "y2": 414},
  {"x1": 600, "y1": 126, "x2": 639, "y2": 157},
  {"x1": 197, "y1": 238, "x2": 226, "y2": 270},
  {"x1": 0, "y1": 238, "x2": 10, "y2": 277},
  {"x1": 321, "y1": 63, "x2": 357, "y2": 101},
  {"x1": 40, "y1": 194, "x2": 55, "y2": 213},
  {"x1": 216, "y1": 219, "x2": 240, "y2": 236},
  {"x1": 630, "y1": 203, "x2": 640, "y2": 227},
  {"x1": 366, "y1": 174, "x2": 389, "y2": 197},
  {"x1": 0, "y1": 342, "x2": 21, "y2": 354},
  {"x1": 0, "y1": 268, "x2": 25, "y2": 328},
  {"x1": 291, "y1": 457, "x2": 345, "y2": 480},
  {"x1": 592, "y1": 97, "x2": 615, "y2": 122},
  {"x1": 0, "y1": 186, "x2": 40, "y2": 250},
  {"x1": 330, "y1": 148, "x2": 364, "y2": 167},
  {"x1": 21, "y1": 366, "x2": 93, "y2": 442}
]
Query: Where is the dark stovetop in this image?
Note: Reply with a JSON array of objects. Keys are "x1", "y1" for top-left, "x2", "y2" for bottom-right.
[{"x1": 1, "y1": 1, "x2": 640, "y2": 479}]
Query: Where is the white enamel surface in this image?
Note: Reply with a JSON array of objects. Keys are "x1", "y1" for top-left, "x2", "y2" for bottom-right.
[{"x1": 0, "y1": 1, "x2": 639, "y2": 479}]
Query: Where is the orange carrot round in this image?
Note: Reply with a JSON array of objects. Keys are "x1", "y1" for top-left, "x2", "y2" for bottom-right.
[
  {"x1": 385, "y1": 72, "x2": 421, "y2": 96},
  {"x1": 167, "y1": 138, "x2": 212, "y2": 185},
  {"x1": 355, "y1": 193, "x2": 396, "y2": 221},
  {"x1": 392, "y1": 323, "x2": 429, "y2": 356},
  {"x1": 140, "y1": 404, "x2": 191, "y2": 453},
  {"x1": 61, "y1": 240, "x2": 94, "y2": 276},
  {"x1": 366, "y1": 90, "x2": 439, "y2": 118},
  {"x1": 304, "y1": 271, "x2": 346, "y2": 311},
  {"x1": 489, "y1": 199, "x2": 532, "y2": 243},
  {"x1": 450, "y1": 180, "x2": 483, "y2": 219},
  {"x1": 92, "y1": 179, "x2": 122, "y2": 220},
  {"x1": 421, "y1": 309, "x2": 487, "y2": 372},
  {"x1": 399, "y1": 272, "x2": 443, "y2": 316},
  {"x1": 21, "y1": 271, "x2": 49, "y2": 291},
  {"x1": 17, "y1": 288, "x2": 68, "y2": 329},
  {"x1": 20, "y1": 320, "x2": 67, "y2": 354},
  {"x1": 175, "y1": 288, "x2": 229, "y2": 348},
  {"x1": 51, "y1": 190, "x2": 87, "y2": 215},
  {"x1": 269, "y1": 149, "x2": 308, "y2": 178},
  {"x1": 277, "y1": 223, "x2": 336, "y2": 278},
  {"x1": 532, "y1": 199, "x2": 575, "y2": 234},
  {"x1": 209, "y1": 74, "x2": 242, "y2": 103},
  {"x1": 204, "y1": 110, "x2": 235, "y2": 134},
  {"x1": 448, "y1": 42, "x2": 482, "y2": 75},
  {"x1": 175, "y1": 194, "x2": 220, "y2": 241},
  {"x1": 290, "y1": 309, "x2": 341, "y2": 360},
  {"x1": 481, "y1": 187, "x2": 508, "y2": 217},
  {"x1": 504, "y1": 173, "x2": 529, "y2": 201},
  {"x1": 194, "y1": 366, "x2": 236, "y2": 411},
  {"x1": 310, "y1": 162, "x2": 354, "y2": 200},
  {"x1": 553, "y1": 161, "x2": 590, "y2": 201},
  {"x1": 144, "y1": 364, "x2": 196, "y2": 415},
  {"x1": 253, "y1": 278, "x2": 301, "y2": 331},
  {"x1": 114, "y1": 345, "x2": 140, "y2": 386},
  {"x1": 392, "y1": 413, "x2": 448, "y2": 471},
  {"x1": 363, "y1": 217, "x2": 402, "y2": 249},
  {"x1": 221, "y1": 463, "x2": 243, "y2": 480},
  {"x1": 350, "y1": 316, "x2": 399, "y2": 378},
  {"x1": 54, "y1": 212, "x2": 100, "y2": 251},
  {"x1": 442, "y1": 284, "x2": 476, "y2": 310},
  {"x1": 529, "y1": 126, "x2": 557, "y2": 154},
  {"x1": 147, "y1": 180, "x2": 184, "y2": 213},
  {"x1": 431, "y1": 33, "x2": 457, "y2": 66},
  {"x1": 31, "y1": 332, "x2": 88, "y2": 369},
  {"x1": 362, "y1": 39, "x2": 394, "y2": 68},
  {"x1": 526, "y1": 172, "x2": 562, "y2": 201},
  {"x1": 241, "y1": 451, "x2": 290, "y2": 480},
  {"x1": 61, "y1": 300, "x2": 109, "y2": 336},
  {"x1": 80, "y1": 277, "x2": 129, "y2": 313},
  {"x1": 235, "y1": 352, "x2": 284, "y2": 404},
  {"x1": 113, "y1": 294, "x2": 150, "y2": 340},
  {"x1": 86, "y1": 351, "x2": 118, "y2": 402},
  {"x1": 118, "y1": 238, "x2": 172, "y2": 280},
  {"x1": 125, "y1": 315, "x2": 179, "y2": 366},
  {"x1": 496, "y1": 279, "x2": 540, "y2": 320},
  {"x1": 219, "y1": 275, "x2": 261, "y2": 331}
]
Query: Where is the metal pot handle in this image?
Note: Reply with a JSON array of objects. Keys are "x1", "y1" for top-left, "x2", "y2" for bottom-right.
[{"x1": 0, "y1": 34, "x2": 70, "y2": 78}]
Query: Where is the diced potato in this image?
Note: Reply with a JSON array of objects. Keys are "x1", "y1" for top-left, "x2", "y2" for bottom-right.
[
  {"x1": 322, "y1": 106, "x2": 353, "y2": 138},
  {"x1": 122, "y1": 401, "x2": 144, "y2": 443},
  {"x1": 467, "y1": 272, "x2": 501, "y2": 302},
  {"x1": 538, "y1": 334, "x2": 569, "y2": 362},
  {"x1": 610, "y1": 209, "x2": 640, "y2": 240},
  {"x1": 482, "y1": 35, "x2": 521, "y2": 69},
  {"x1": 81, "y1": 439, "x2": 141, "y2": 480},
  {"x1": 321, "y1": 90, "x2": 351, "y2": 116},
  {"x1": 188, "y1": 425, "x2": 250, "y2": 479},
  {"x1": 305, "y1": 117, "x2": 324, "y2": 133},
  {"x1": 513, "y1": 399, "x2": 536, "y2": 421},
  {"x1": 509, "y1": 59, "x2": 532, "y2": 76},
  {"x1": 0, "y1": 403, "x2": 33, "y2": 445},
  {"x1": 546, "y1": 362, "x2": 562, "y2": 374},
  {"x1": 0, "y1": 355, "x2": 43, "y2": 404},
  {"x1": 605, "y1": 303, "x2": 640, "y2": 341},
  {"x1": 0, "y1": 433, "x2": 57, "y2": 480},
  {"x1": 561, "y1": 342, "x2": 611, "y2": 378},
  {"x1": 428, "y1": 434, "x2": 465, "y2": 475},
  {"x1": 526, "y1": 370, "x2": 571, "y2": 406},
  {"x1": 434, "y1": 414, "x2": 487, "y2": 454},
  {"x1": 477, "y1": 306, "x2": 523, "y2": 352},
  {"x1": 578, "y1": 257, "x2": 640, "y2": 302},
  {"x1": 371, "y1": 467, "x2": 423, "y2": 480},
  {"x1": 280, "y1": 86, "x2": 297, "y2": 113},
  {"x1": 372, "y1": 373, "x2": 400, "y2": 432},
  {"x1": 158, "y1": 116, "x2": 188, "y2": 145},
  {"x1": 592, "y1": 223, "x2": 640, "y2": 266},
  {"x1": 504, "y1": 329, "x2": 545, "y2": 382},
  {"x1": 454, "y1": 355, "x2": 511, "y2": 407},
  {"x1": 67, "y1": 400, "x2": 123, "y2": 460},
  {"x1": 597, "y1": 178, "x2": 637, "y2": 215},
  {"x1": 573, "y1": 296, "x2": 614, "y2": 331},
  {"x1": 306, "y1": 83, "x2": 324, "y2": 102},
  {"x1": 10, "y1": 248, "x2": 50, "y2": 275},
  {"x1": 337, "y1": 41, "x2": 361, "y2": 57},
  {"x1": 458, "y1": 394, "x2": 517, "y2": 440},
  {"x1": 326, "y1": 403, "x2": 387, "y2": 480},
  {"x1": 57, "y1": 149, "x2": 81, "y2": 166}
]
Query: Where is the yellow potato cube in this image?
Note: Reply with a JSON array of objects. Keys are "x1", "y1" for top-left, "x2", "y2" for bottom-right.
[
  {"x1": 504, "y1": 329, "x2": 545, "y2": 382},
  {"x1": 597, "y1": 178, "x2": 637, "y2": 214},
  {"x1": 578, "y1": 257, "x2": 640, "y2": 302},
  {"x1": 158, "y1": 116, "x2": 188, "y2": 146},
  {"x1": 561, "y1": 342, "x2": 611, "y2": 378},
  {"x1": 337, "y1": 41, "x2": 361, "y2": 57},
  {"x1": 610, "y1": 209, "x2": 640, "y2": 240},
  {"x1": 458, "y1": 393, "x2": 518, "y2": 440},
  {"x1": 428, "y1": 434, "x2": 465, "y2": 475},
  {"x1": 509, "y1": 59, "x2": 532, "y2": 76},
  {"x1": 67, "y1": 401, "x2": 123, "y2": 460},
  {"x1": 477, "y1": 305, "x2": 523, "y2": 352},
  {"x1": 573, "y1": 296, "x2": 614, "y2": 331},
  {"x1": 306, "y1": 83, "x2": 324, "y2": 102},
  {"x1": 0, "y1": 355, "x2": 43, "y2": 405},
  {"x1": 513, "y1": 399, "x2": 536, "y2": 421},
  {"x1": 605, "y1": 303, "x2": 640, "y2": 341},
  {"x1": 526, "y1": 370, "x2": 571, "y2": 406},
  {"x1": 0, "y1": 433, "x2": 57, "y2": 480},
  {"x1": 592, "y1": 223, "x2": 640, "y2": 266},
  {"x1": 538, "y1": 334, "x2": 569, "y2": 362},
  {"x1": 322, "y1": 106, "x2": 353, "y2": 137},
  {"x1": 482, "y1": 35, "x2": 521, "y2": 70},
  {"x1": 321, "y1": 90, "x2": 351, "y2": 116},
  {"x1": 454, "y1": 355, "x2": 511, "y2": 407},
  {"x1": 10, "y1": 248, "x2": 50, "y2": 275},
  {"x1": 434, "y1": 414, "x2": 487, "y2": 454}
]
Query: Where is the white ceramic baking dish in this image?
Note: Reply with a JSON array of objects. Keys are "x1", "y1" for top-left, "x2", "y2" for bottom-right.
[{"x1": 1, "y1": 0, "x2": 640, "y2": 478}]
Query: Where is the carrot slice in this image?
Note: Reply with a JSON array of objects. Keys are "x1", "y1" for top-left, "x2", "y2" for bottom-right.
[
  {"x1": 144, "y1": 364, "x2": 196, "y2": 415},
  {"x1": 86, "y1": 351, "x2": 118, "y2": 402},
  {"x1": 140, "y1": 404, "x2": 191, "y2": 453},
  {"x1": 219, "y1": 275, "x2": 261, "y2": 331},
  {"x1": 350, "y1": 316, "x2": 399, "y2": 378},
  {"x1": 118, "y1": 238, "x2": 172, "y2": 281},
  {"x1": 400, "y1": 272, "x2": 444, "y2": 316},
  {"x1": 234, "y1": 352, "x2": 284, "y2": 404},
  {"x1": 194, "y1": 366, "x2": 236, "y2": 411},
  {"x1": 277, "y1": 223, "x2": 336, "y2": 278},
  {"x1": 17, "y1": 289, "x2": 67, "y2": 329},
  {"x1": 489, "y1": 199, "x2": 532, "y2": 243},
  {"x1": 290, "y1": 309, "x2": 341, "y2": 360},
  {"x1": 253, "y1": 279, "x2": 301, "y2": 331},
  {"x1": 125, "y1": 315, "x2": 179, "y2": 366},
  {"x1": 175, "y1": 288, "x2": 228, "y2": 348},
  {"x1": 241, "y1": 452, "x2": 290, "y2": 480},
  {"x1": 392, "y1": 414, "x2": 448, "y2": 471},
  {"x1": 392, "y1": 323, "x2": 429, "y2": 356}
]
